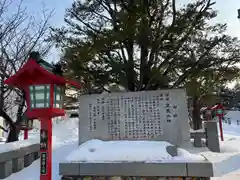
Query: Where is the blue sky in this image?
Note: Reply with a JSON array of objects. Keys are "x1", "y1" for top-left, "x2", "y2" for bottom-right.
[
  {"x1": 9, "y1": 0, "x2": 73, "y2": 62},
  {"x1": 9, "y1": 0, "x2": 240, "y2": 62}
]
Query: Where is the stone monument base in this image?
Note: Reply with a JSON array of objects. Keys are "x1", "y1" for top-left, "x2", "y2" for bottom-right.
[
  {"x1": 61, "y1": 176, "x2": 210, "y2": 180},
  {"x1": 59, "y1": 162, "x2": 213, "y2": 180}
]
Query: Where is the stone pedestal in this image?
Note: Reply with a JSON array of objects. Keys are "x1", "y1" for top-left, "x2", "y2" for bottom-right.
[
  {"x1": 204, "y1": 121, "x2": 220, "y2": 152},
  {"x1": 0, "y1": 160, "x2": 12, "y2": 179},
  {"x1": 12, "y1": 157, "x2": 24, "y2": 173},
  {"x1": 24, "y1": 153, "x2": 35, "y2": 167}
]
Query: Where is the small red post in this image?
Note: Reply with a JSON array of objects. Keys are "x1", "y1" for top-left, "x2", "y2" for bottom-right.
[
  {"x1": 218, "y1": 114, "x2": 224, "y2": 141},
  {"x1": 40, "y1": 118, "x2": 52, "y2": 180},
  {"x1": 212, "y1": 104, "x2": 224, "y2": 141},
  {"x1": 24, "y1": 130, "x2": 28, "y2": 140}
]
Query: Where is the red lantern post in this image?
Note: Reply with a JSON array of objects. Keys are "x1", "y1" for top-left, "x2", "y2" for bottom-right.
[
  {"x1": 212, "y1": 104, "x2": 224, "y2": 141},
  {"x1": 4, "y1": 52, "x2": 80, "y2": 180},
  {"x1": 24, "y1": 130, "x2": 28, "y2": 139}
]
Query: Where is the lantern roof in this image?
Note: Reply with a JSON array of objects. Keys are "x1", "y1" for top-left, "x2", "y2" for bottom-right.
[
  {"x1": 211, "y1": 103, "x2": 224, "y2": 110},
  {"x1": 4, "y1": 52, "x2": 81, "y2": 89}
]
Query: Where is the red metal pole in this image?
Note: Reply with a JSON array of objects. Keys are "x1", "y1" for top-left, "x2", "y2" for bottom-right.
[
  {"x1": 24, "y1": 130, "x2": 28, "y2": 140},
  {"x1": 40, "y1": 118, "x2": 52, "y2": 180},
  {"x1": 218, "y1": 115, "x2": 224, "y2": 141}
]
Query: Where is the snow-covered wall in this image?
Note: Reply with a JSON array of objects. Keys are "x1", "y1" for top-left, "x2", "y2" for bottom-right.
[{"x1": 225, "y1": 111, "x2": 240, "y2": 123}]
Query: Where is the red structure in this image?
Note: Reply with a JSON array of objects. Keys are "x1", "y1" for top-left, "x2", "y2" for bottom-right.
[
  {"x1": 211, "y1": 103, "x2": 224, "y2": 141},
  {"x1": 4, "y1": 52, "x2": 80, "y2": 180}
]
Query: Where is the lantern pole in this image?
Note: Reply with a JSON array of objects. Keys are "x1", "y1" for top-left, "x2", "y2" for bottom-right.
[
  {"x1": 40, "y1": 118, "x2": 52, "y2": 180},
  {"x1": 218, "y1": 112, "x2": 224, "y2": 141},
  {"x1": 40, "y1": 83, "x2": 54, "y2": 180},
  {"x1": 215, "y1": 105, "x2": 224, "y2": 141},
  {"x1": 24, "y1": 130, "x2": 28, "y2": 140}
]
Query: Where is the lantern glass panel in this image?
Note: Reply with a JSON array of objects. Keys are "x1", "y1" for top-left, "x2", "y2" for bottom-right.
[
  {"x1": 29, "y1": 85, "x2": 50, "y2": 109},
  {"x1": 35, "y1": 93, "x2": 45, "y2": 99},
  {"x1": 56, "y1": 94, "x2": 61, "y2": 101},
  {"x1": 36, "y1": 103, "x2": 45, "y2": 108},
  {"x1": 54, "y1": 85, "x2": 64, "y2": 109},
  {"x1": 217, "y1": 109, "x2": 223, "y2": 114},
  {"x1": 35, "y1": 86, "x2": 45, "y2": 90}
]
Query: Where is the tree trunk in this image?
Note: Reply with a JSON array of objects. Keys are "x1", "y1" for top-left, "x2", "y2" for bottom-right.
[
  {"x1": 6, "y1": 91, "x2": 25, "y2": 143},
  {"x1": 0, "y1": 109, "x2": 20, "y2": 143},
  {"x1": 192, "y1": 96, "x2": 202, "y2": 130},
  {"x1": 6, "y1": 126, "x2": 19, "y2": 142}
]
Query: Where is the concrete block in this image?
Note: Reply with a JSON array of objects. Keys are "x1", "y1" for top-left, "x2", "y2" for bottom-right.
[
  {"x1": 77, "y1": 162, "x2": 187, "y2": 176},
  {"x1": 0, "y1": 143, "x2": 39, "y2": 179},
  {"x1": 0, "y1": 143, "x2": 39, "y2": 163},
  {"x1": 204, "y1": 121, "x2": 220, "y2": 152},
  {"x1": 187, "y1": 161, "x2": 213, "y2": 177},
  {"x1": 0, "y1": 160, "x2": 12, "y2": 179},
  {"x1": 59, "y1": 162, "x2": 80, "y2": 175},
  {"x1": 24, "y1": 153, "x2": 34, "y2": 167},
  {"x1": 59, "y1": 162, "x2": 187, "y2": 176},
  {"x1": 33, "y1": 151, "x2": 40, "y2": 160},
  {"x1": 193, "y1": 133, "x2": 203, "y2": 147},
  {"x1": 12, "y1": 157, "x2": 24, "y2": 173},
  {"x1": 0, "y1": 150, "x2": 19, "y2": 162},
  {"x1": 20, "y1": 144, "x2": 39, "y2": 157}
]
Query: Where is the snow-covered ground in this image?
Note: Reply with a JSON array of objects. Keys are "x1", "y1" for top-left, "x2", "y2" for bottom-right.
[
  {"x1": 66, "y1": 139, "x2": 205, "y2": 163},
  {"x1": 2, "y1": 110, "x2": 240, "y2": 179}
]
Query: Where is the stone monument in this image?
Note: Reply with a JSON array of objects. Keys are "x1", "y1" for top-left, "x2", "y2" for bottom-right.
[
  {"x1": 78, "y1": 88, "x2": 190, "y2": 146},
  {"x1": 59, "y1": 88, "x2": 213, "y2": 180}
]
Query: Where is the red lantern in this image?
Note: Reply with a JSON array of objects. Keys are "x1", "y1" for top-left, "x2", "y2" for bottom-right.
[{"x1": 4, "y1": 52, "x2": 81, "y2": 180}]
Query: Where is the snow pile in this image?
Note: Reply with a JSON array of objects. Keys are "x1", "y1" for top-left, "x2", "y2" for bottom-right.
[
  {"x1": 66, "y1": 139, "x2": 205, "y2": 163},
  {"x1": 0, "y1": 138, "x2": 39, "y2": 153}
]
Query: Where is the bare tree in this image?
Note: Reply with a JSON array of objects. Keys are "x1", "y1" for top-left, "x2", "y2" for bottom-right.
[{"x1": 0, "y1": 0, "x2": 53, "y2": 142}]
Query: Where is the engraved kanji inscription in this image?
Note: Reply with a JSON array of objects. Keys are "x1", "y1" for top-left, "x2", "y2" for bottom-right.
[{"x1": 85, "y1": 91, "x2": 182, "y2": 140}]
